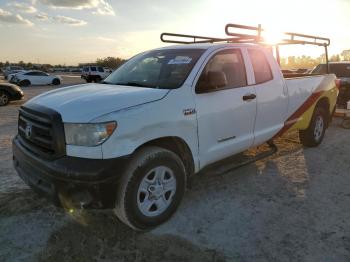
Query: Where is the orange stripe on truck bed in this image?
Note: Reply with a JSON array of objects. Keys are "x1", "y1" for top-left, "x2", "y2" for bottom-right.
[{"x1": 273, "y1": 91, "x2": 323, "y2": 138}]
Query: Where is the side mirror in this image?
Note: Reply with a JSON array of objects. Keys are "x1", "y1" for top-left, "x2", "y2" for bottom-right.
[{"x1": 197, "y1": 71, "x2": 228, "y2": 93}]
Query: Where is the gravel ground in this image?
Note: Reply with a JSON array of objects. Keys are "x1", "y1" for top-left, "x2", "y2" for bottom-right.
[{"x1": 0, "y1": 76, "x2": 349, "y2": 261}]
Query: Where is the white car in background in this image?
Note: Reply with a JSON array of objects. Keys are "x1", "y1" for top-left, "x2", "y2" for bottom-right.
[
  {"x1": 12, "y1": 71, "x2": 61, "y2": 87},
  {"x1": 7, "y1": 70, "x2": 27, "y2": 82}
]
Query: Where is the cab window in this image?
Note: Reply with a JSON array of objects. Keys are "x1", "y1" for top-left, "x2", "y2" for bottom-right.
[
  {"x1": 196, "y1": 49, "x2": 247, "y2": 93},
  {"x1": 248, "y1": 49, "x2": 273, "y2": 84}
]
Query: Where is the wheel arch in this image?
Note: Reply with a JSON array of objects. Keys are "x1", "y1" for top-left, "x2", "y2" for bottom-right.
[
  {"x1": 0, "y1": 89, "x2": 11, "y2": 104},
  {"x1": 134, "y1": 136, "x2": 195, "y2": 178},
  {"x1": 315, "y1": 96, "x2": 330, "y2": 126},
  {"x1": 20, "y1": 79, "x2": 31, "y2": 86},
  {"x1": 0, "y1": 89, "x2": 11, "y2": 97}
]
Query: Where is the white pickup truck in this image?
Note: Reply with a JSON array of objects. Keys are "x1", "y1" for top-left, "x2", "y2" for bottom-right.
[{"x1": 13, "y1": 25, "x2": 338, "y2": 230}]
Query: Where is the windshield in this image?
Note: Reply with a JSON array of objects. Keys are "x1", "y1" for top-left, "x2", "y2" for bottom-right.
[
  {"x1": 103, "y1": 49, "x2": 205, "y2": 89},
  {"x1": 312, "y1": 64, "x2": 350, "y2": 77}
]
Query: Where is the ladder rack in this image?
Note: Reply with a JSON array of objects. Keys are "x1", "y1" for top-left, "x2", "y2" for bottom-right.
[{"x1": 160, "y1": 23, "x2": 331, "y2": 72}]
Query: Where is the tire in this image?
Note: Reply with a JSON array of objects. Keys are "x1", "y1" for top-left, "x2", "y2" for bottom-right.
[
  {"x1": 19, "y1": 80, "x2": 30, "y2": 87},
  {"x1": 0, "y1": 91, "x2": 10, "y2": 106},
  {"x1": 52, "y1": 78, "x2": 60, "y2": 85},
  {"x1": 341, "y1": 118, "x2": 350, "y2": 129},
  {"x1": 114, "y1": 146, "x2": 187, "y2": 231},
  {"x1": 299, "y1": 106, "x2": 327, "y2": 147},
  {"x1": 86, "y1": 78, "x2": 92, "y2": 83},
  {"x1": 94, "y1": 76, "x2": 102, "y2": 83}
]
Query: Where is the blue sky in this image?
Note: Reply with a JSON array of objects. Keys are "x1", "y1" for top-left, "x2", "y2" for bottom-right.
[{"x1": 0, "y1": 0, "x2": 349, "y2": 65}]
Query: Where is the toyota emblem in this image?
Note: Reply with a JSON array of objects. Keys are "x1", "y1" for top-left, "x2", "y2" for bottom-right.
[{"x1": 25, "y1": 123, "x2": 33, "y2": 139}]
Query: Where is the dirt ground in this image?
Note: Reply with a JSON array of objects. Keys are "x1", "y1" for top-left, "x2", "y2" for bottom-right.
[{"x1": 0, "y1": 76, "x2": 349, "y2": 262}]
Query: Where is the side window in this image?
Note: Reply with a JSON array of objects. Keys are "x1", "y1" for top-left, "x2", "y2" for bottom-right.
[
  {"x1": 248, "y1": 49, "x2": 273, "y2": 84},
  {"x1": 90, "y1": 67, "x2": 97, "y2": 72},
  {"x1": 196, "y1": 49, "x2": 247, "y2": 93},
  {"x1": 98, "y1": 67, "x2": 104, "y2": 72}
]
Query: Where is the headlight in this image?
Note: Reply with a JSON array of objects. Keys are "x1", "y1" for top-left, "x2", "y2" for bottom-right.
[{"x1": 64, "y1": 121, "x2": 117, "y2": 146}]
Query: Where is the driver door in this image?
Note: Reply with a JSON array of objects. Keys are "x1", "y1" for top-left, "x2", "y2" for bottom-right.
[{"x1": 194, "y1": 48, "x2": 257, "y2": 167}]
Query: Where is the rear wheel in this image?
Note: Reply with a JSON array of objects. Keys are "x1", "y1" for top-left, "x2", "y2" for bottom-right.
[
  {"x1": 94, "y1": 76, "x2": 102, "y2": 83},
  {"x1": 299, "y1": 106, "x2": 327, "y2": 147},
  {"x1": 341, "y1": 118, "x2": 350, "y2": 129},
  {"x1": 0, "y1": 91, "x2": 10, "y2": 106},
  {"x1": 19, "y1": 80, "x2": 30, "y2": 87},
  {"x1": 114, "y1": 147, "x2": 186, "y2": 231},
  {"x1": 52, "y1": 78, "x2": 60, "y2": 85}
]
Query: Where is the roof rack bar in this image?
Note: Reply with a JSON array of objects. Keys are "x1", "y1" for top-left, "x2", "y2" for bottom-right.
[
  {"x1": 160, "y1": 33, "x2": 231, "y2": 44},
  {"x1": 278, "y1": 40, "x2": 328, "y2": 47},
  {"x1": 225, "y1": 23, "x2": 263, "y2": 40},
  {"x1": 284, "y1": 32, "x2": 330, "y2": 46}
]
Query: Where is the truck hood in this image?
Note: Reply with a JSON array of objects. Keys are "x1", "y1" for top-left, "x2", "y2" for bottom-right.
[{"x1": 26, "y1": 83, "x2": 169, "y2": 122}]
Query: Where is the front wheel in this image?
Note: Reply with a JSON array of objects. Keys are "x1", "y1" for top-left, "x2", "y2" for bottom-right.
[
  {"x1": 114, "y1": 147, "x2": 186, "y2": 231},
  {"x1": 52, "y1": 78, "x2": 60, "y2": 85},
  {"x1": 19, "y1": 80, "x2": 30, "y2": 87},
  {"x1": 0, "y1": 91, "x2": 10, "y2": 106},
  {"x1": 299, "y1": 107, "x2": 327, "y2": 147}
]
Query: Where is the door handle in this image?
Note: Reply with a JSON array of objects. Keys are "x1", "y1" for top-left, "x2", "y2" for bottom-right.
[{"x1": 242, "y1": 94, "x2": 256, "y2": 101}]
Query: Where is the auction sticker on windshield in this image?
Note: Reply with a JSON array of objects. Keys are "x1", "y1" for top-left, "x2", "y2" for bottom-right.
[{"x1": 168, "y1": 56, "x2": 192, "y2": 65}]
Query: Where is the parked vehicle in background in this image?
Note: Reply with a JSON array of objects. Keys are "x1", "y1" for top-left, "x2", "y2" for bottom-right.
[
  {"x1": 81, "y1": 66, "x2": 110, "y2": 83},
  {"x1": 312, "y1": 62, "x2": 350, "y2": 108},
  {"x1": 104, "y1": 68, "x2": 113, "y2": 74},
  {"x1": 11, "y1": 70, "x2": 61, "y2": 87},
  {"x1": 13, "y1": 24, "x2": 338, "y2": 231},
  {"x1": 70, "y1": 68, "x2": 83, "y2": 73},
  {"x1": 0, "y1": 83, "x2": 23, "y2": 106},
  {"x1": 3, "y1": 66, "x2": 24, "y2": 79},
  {"x1": 7, "y1": 70, "x2": 27, "y2": 82}
]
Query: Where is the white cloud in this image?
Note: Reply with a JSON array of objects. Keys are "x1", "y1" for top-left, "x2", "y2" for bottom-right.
[
  {"x1": 92, "y1": 0, "x2": 115, "y2": 16},
  {"x1": 0, "y1": 8, "x2": 34, "y2": 26},
  {"x1": 35, "y1": 13, "x2": 49, "y2": 21},
  {"x1": 8, "y1": 2, "x2": 37, "y2": 13},
  {"x1": 52, "y1": 15, "x2": 87, "y2": 26},
  {"x1": 38, "y1": 0, "x2": 115, "y2": 15}
]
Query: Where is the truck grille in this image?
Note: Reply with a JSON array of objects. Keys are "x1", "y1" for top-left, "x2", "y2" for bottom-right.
[{"x1": 17, "y1": 104, "x2": 66, "y2": 160}]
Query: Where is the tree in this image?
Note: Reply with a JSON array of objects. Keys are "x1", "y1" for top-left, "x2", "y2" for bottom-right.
[
  {"x1": 96, "y1": 57, "x2": 126, "y2": 69},
  {"x1": 341, "y1": 50, "x2": 350, "y2": 61},
  {"x1": 330, "y1": 55, "x2": 341, "y2": 62}
]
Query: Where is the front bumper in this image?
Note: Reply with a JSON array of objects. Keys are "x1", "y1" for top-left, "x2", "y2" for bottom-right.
[{"x1": 13, "y1": 136, "x2": 129, "y2": 209}]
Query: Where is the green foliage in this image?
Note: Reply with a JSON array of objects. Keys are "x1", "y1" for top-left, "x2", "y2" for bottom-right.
[
  {"x1": 280, "y1": 55, "x2": 324, "y2": 70},
  {"x1": 96, "y1": 57, "x2": 126, "y2": 69}
]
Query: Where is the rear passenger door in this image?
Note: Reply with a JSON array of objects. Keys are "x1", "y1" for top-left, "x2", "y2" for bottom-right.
[
  {"x1": 194, "y1": 48, "x2": 257, "y2": 167},
  {"x1": 25, "y1": 72, "x2": 40, "y2": 85},
  {"x1": 247, "y1": 48, "x2": 288, "y2": 146}
]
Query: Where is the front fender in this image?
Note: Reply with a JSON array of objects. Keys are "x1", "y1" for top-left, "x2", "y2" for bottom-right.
[{"x1": 96, "y1": 93, "x2": 199, "y2": 171}]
